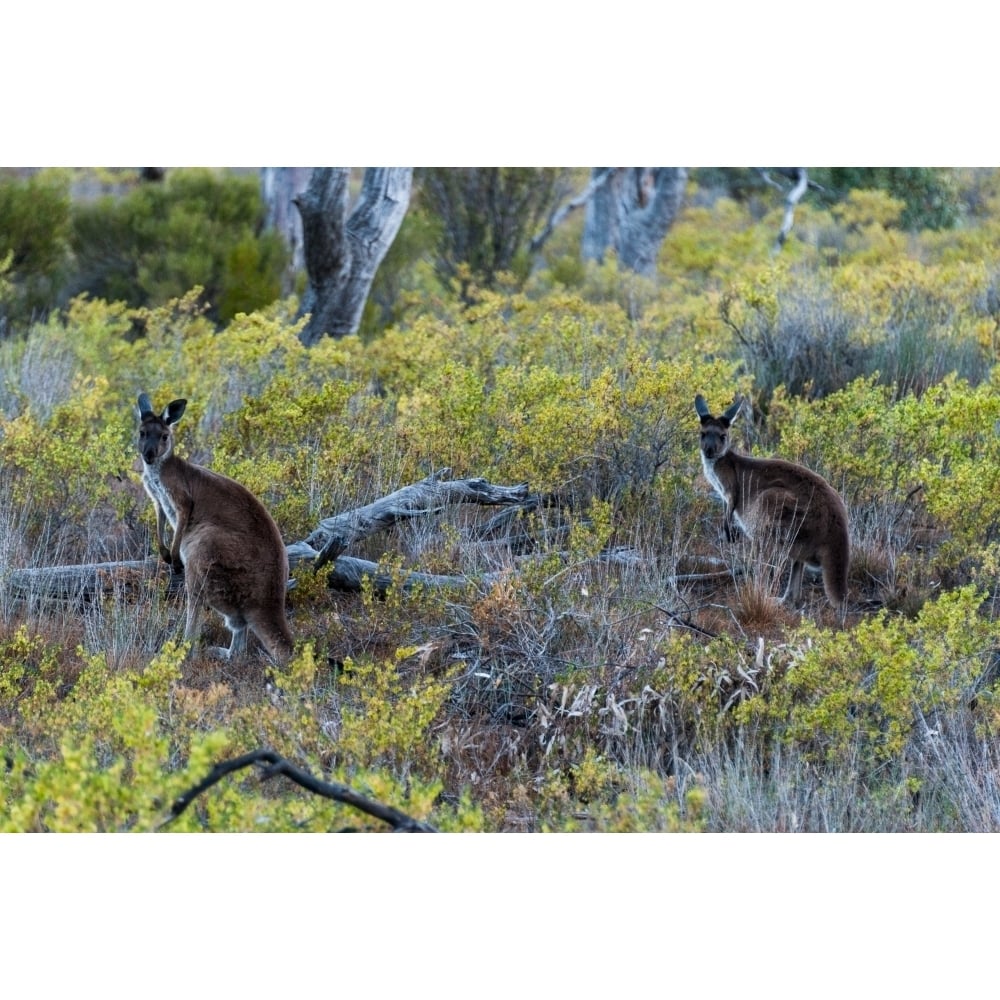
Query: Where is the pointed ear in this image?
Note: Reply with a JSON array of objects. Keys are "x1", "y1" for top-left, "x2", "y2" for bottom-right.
[
  {"x1": 722, "y1": 397, "x2": 743, "y2": 424},
  {"x1": 694, "y1": 395, "x2": 711, "y2": 420},
  {"x1": 163, "y1": 399, "x2": 187, "y2": 425},
  {"x1": 137, "y1": 392, "x2": 154, "y2": 418}
]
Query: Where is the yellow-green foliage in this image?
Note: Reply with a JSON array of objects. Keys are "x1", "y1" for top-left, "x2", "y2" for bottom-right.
[
  {"x1": 772, "y1": 372, "x2": 1000, "y2": 575},
  {"x1": 0, "y1": 642, "x2": 227, "y2": 832},
  {"x1": 0, "y1": 373, "x2": 137, "y2": 539},
  {"x1": 737, "y1": 587, "x2": 999, "y2": 765},
  {"x1": 6, "y1": 169, "x2": 1000, "y2": 831},
  {"x1": 335, "y1": 648, "x2": 456, "y2": 772},
  {"x1": 214, "y1": 372, "x2": 390, "y2": 536},
  {"x1": 397, "y1": 344, "x2": 741, "y2": 499},
  {"x1": 534, "y1": 754, "x2": 707, "y2": 832},
  {"x1": 0, "y1": 637, "x2": 472, "y2": 832},
  {"x1": 0, "y1": 625, "x2": 61, "y2": 705}
]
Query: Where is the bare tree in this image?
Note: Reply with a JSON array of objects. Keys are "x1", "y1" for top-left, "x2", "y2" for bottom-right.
[
  {"x1": 759, "y1": 168, "x2": 819, "y2": 254},
  {"x1": 295, "y1": 168, "x2": 412, "y2": 345},
  {"x1": 582, "y1": 168, "x2": 687, "y2": 275},
  {"x1": 260, "y1": 167, "x2": 311, "y2": 292}
]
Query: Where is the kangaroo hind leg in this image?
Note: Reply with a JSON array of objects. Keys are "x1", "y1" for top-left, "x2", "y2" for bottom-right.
[{"x1": 781, "y1": 559, "x2": 805, "y2": 603}]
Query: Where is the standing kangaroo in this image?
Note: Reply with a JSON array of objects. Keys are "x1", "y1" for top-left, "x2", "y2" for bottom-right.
[
  {"x1": 136, "y1": 392, "x2": 294, "y2": 662},
  {"x1": 695, "y1": 395, "x2": 850, "y2": 613}
]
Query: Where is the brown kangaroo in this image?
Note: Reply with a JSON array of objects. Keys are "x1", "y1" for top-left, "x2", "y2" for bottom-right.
[
  {"x1": 695, "y1": 395, "x2": 850, "y2": 614},
  {"x1": 136, "y1": 392, "x2": 294, "y2": 662}
]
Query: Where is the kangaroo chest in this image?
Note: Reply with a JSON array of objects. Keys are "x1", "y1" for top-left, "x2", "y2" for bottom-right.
[
  {"x1": 701, "y1": 453, "x2": 751, "y2": 534},
  {"x1": 142, "y1": 464, "x2": 180, "y2": 530},
  {"x1": 701, "y1": 453, "x2": 732, "y2": 506}
]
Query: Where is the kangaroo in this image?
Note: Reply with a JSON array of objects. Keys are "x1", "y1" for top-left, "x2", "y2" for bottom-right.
[
  {"x1": 695, "y1": 395, "x2": 850, "y2": 614},
  {"x1": 136, "y1": 392, "x2": 294, "y2": 662}
]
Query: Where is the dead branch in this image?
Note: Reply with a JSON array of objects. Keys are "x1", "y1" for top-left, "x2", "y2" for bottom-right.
[
  {"x1": 308, "y1": 469, "x2": 533, "y2": 568},
  {"x1": 529, "y1": 168, "x2": 617, "y2": 253},
  {"x1": 319, "y1": 553, "x2": 483, "y2": 595},
  {"x1": 5, "y1": 472, "x2": 538, "y2": 606},
  {"x1": 759, "y1": 168, "x2": 822, "y2": 254},
  {"x1": 4, "y1": 558, "x2": 160, "y2": 602},
  {"x1": 162, "y1": 748, "x2": 436, "y2": 832}
]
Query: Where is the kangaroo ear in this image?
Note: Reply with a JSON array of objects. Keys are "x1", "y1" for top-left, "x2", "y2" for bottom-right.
[
  {"x1": 694, "y1": 395, "x2": 712, "y2": 419},
  {"x1": 137, "y1": 392, "x2": 155, "y2": 418},
  {"x1": 722, "y1": 397, "x2": 743, "y2": 424},
  {"x1": 163, "y1": 399, "x2": 187, "y2": 425}
]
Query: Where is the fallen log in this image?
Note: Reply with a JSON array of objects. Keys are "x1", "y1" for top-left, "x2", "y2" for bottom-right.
[
  {"x1": 291, "y1": 546, "x2": 483, "y2": 596},
  {"x1": 307, "y1": 468, "x2": 534, "y2": 568},
  {"x1": 4, "y1": 558, "x2": 161, "y2": 602}
]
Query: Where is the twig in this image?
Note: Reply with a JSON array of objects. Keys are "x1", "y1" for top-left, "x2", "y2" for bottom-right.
[
  {"x1": 161, "y1": 749, "x2": 437, "y2": 832},
  {"x1": 651, "y1": 604, "x2": 719, "y2": 639}
]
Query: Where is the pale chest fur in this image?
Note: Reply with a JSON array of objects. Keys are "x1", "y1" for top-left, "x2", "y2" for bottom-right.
[
  {"x1": 701, "y1": 452, "x2": 730, "y2": 507},
  {"x1": 141, "y1": 463, "x2": 179, "y2": 530},
  {"x1": 701, "y1": 452, "x2": 750, "y2": 535}
]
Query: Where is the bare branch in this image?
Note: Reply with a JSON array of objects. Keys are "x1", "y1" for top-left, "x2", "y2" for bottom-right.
[
  {"x1": 772, "y1": 167, "x2": 810, "y2": 254},
  {"x1": 529, "y1": 168, "x2": 617, "y2": 253},
  {"x1": 162, "y1": 749, "x2": 436, "y2": 832},
  {"x1": 306, "y1": 470, "x2": 533, "y2": 567}
]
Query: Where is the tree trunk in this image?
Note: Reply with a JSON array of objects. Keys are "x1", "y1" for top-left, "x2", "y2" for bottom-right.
[
  {"x1": 582, "y1": 168, "x2": 687, "y2": 275},
  {"x1": 295, "y1": 167, "x2": 412, "y2": 345},
  {"x1": 765, "y1": 167, "x2": 810, "y2": 254},
  {"x1": 260, "y1": 167, "x2": 311, "y2": 292}
]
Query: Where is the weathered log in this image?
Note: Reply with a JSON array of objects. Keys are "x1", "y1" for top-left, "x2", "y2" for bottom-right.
[
  {"x1": 315, "y1": 552, "x2": 480, "y2": 596},
  {"x1": 4, "y1": 558, "x2": 161, "y2": 602},
  {"x1": 308, "y1": 469, "x2": 534, "y2": 568}
]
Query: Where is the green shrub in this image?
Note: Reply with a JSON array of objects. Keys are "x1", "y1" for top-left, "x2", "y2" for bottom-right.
[
  {"x1": 0, "y1": 170, "x2": 73, "y2": 330},
  {"x1": 70, "y1": 169, "x2": 287, "y2": 323},
  {"x1": 737, "y1": 587, "x2": 999, "y2": 767},
  {"x1": 817, "y1": 168, "x2": 964, "y2": 231}
]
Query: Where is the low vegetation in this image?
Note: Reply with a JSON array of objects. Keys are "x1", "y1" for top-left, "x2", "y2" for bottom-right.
[{"x1": 3, "y1": 169, "x2": 1000, "y2": 831}]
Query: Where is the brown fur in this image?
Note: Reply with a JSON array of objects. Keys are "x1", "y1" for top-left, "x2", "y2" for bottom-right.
[
  {"x1": 136, "y1": 393, "x2": 294, "y2": 662},
  {"x1": 695, "y1": 395, "x2": 850, "y2": 614}
]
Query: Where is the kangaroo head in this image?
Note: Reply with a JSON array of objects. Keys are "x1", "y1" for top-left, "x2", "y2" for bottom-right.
[
  {"x1": 137, "y1": 393, "x2": 187, "y2": 467},
  {"x1": 695, "y1": 395, "x2": 743, "y2": 461}
]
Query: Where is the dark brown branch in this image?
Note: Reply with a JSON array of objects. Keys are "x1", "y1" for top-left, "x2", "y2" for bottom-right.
[{"x1": 162, "y1": 749, "x2": 436, "y2": 832}]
